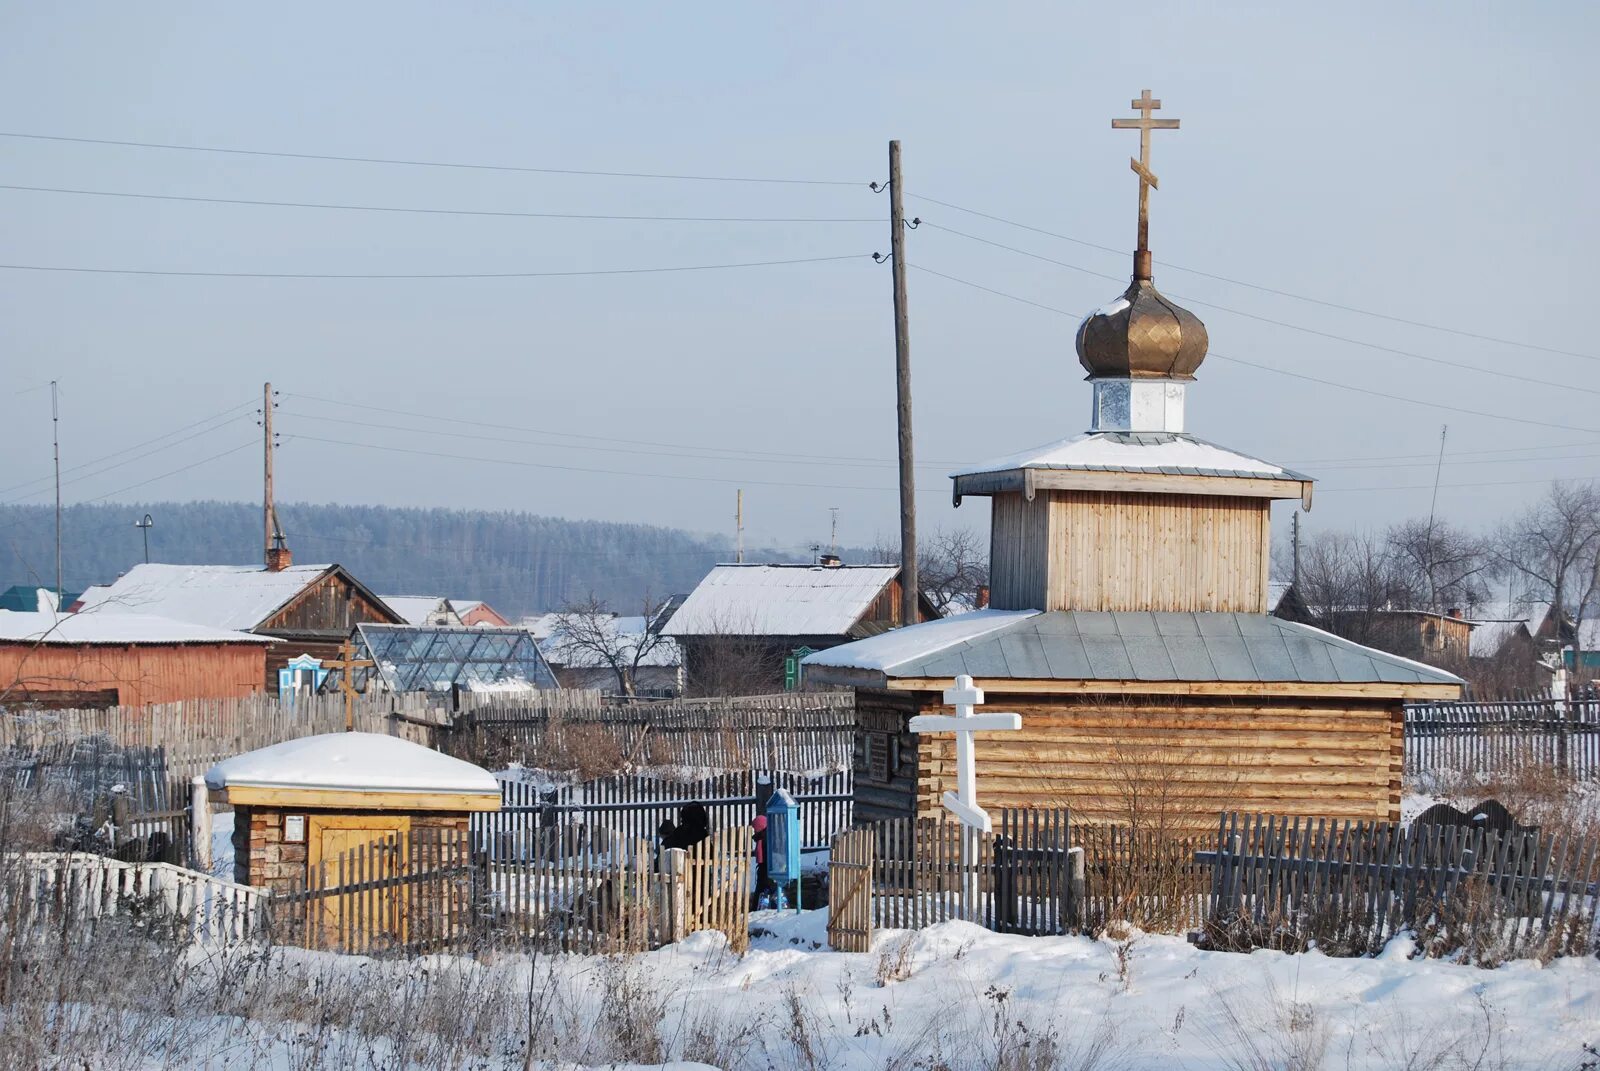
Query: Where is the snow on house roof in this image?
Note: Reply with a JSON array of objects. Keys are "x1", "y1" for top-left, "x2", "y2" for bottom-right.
[
  {"x1": 380, "y1": 595, "x2": 456, "y2": 626},
  {"x1": 205, "y1": 732, "x2": 500, "y2": 796},
  {"x1": 74, "y1": 563, "x2": 334, "y2": 631},
  {"x1": 1578, "y1": 619, "x2": 1600, "y2": 651},
  {"x1": 659, "y1": 563, "x2": 901, "y2": 638},
  {"x1": 526, "y1": 612, "x2": 683, "y2": 669},
  {"x1": 951, "y1": 432, "x2": 1308, "y2": 482},
  {"x1": 0, "y1": 610, "x2": 274, "y2": 646}
]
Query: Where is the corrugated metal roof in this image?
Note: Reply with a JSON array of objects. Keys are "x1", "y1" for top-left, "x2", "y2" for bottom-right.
[
  {"x1": 951, "y1": 432, "x2": 1311, "y2": 482},
  {"x1": 0, "y1": 610, "x2": 273, "y2": 646},
  {"x1": 75, "y1": 563, "x2": 334, "y2": 632},
  {"x1": 661, "y1": 563, "x2": 900, "y2": 638},
  {"x1": 803, "y1": 610, "x2": 1462, "y2": 686}
]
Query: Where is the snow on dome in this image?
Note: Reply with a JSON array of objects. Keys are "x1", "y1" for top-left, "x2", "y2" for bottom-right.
[{"x1": 206, "y1": 733, "x2": 499, "y2": 797}]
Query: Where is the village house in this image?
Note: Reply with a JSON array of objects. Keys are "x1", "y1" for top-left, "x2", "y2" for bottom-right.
[
  {"x1": 452, "y1": 600, "x2": 511, "y2": 627},
  {"x1": 526, "y1": 611, "x2": 683, "y2": 695},
  {"x1": 803, "y1": 92, "x2": 1462, "y2": 826},
  {"x1": 0, "y1": 610, "x2": 273, "y2": 708},
  {"x1": 73, "y1": 547, "x2": 403, "y2": 694},
  {"x1": 661, "y1": 559, "x2": 937, "y2": 693},
  {"x1": 379, "y1": 595, "x2": 463, "y2": 627}
]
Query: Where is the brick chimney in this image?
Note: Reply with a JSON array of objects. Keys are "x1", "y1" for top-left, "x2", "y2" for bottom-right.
[
  {"x1": 820, "y1": 553, "x2": 843, "y2": 568},
  {"x1": 265, "y1": 544, "x2": 293, "y2": 572},
  {"x1": 976, "y1": 584, "x2": 990, "y2": 609}
]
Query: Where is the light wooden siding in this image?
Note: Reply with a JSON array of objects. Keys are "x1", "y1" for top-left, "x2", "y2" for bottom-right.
[
  {"x1": 0, "y1": 642, "x2": 268, "y2": 707},
  {"x1": 988, "y1": 493, "x2": 1051, "y2": 610},
  {"x1": 915, "y1": 695, "x2": 1403, "y2": 825},
  {"x1": 1048, "y1": 490, "x2": 1271, "y2": 612}
]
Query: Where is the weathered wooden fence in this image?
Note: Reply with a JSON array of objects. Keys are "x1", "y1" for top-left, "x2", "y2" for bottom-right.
[
  {"x1": 1198, "y1": 812, "x2": 1600, "y2": 959},
  {"x1": 1, "y1": 851, "x2": 266, "y2": 944},
  {"x1": 268, "y1": 823, "x2": 752, "y2": 956},
  {"x1": 449, "y1": 690, "x2": 855, "y2": 772},
  {"x1": 480, "y1": 766, "x2": 851, "y2": 859},
  {"x1": 1405, "y1": 696, "x2": 1600, "y2": 780},
  {"x1": 842, "y1": 810, "x2": 1081, "y2": 938},
  {"x1": 827, "y1": 828, "x2": 873, "y2": 952}
]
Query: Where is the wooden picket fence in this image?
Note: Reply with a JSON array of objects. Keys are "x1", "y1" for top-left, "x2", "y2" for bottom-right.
[
  {"x1": 1405, "y1": 696, "x2": 1600, "y2": 780},
  {"x1": 268, "y1": 823, "x2": 752, "y2": 956},
  {"x1": 480, "y1": 766, "x2": 851, "y2": 860},
  {"x1": 1198, "y1": 812, "x2": 1600, "y2": 959},
  {"x1": 451, "y1": 690, "x2": 854, "y2": 772},
  {"x1": 826, "y1": 828, "x2": 873, "y2": 952},
  {"x1": 1, "y1": 851, "x2": 266, "y2": 944}
]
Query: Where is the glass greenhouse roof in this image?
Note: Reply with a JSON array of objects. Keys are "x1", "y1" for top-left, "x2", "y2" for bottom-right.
[{"x1": 328, "y1": 624, "x2": 558, "y2": 694}]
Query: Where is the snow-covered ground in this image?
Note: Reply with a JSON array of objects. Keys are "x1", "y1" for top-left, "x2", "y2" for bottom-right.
[{"x1": 123, "y1": 910, "x2": 1593, "y2": 1070}]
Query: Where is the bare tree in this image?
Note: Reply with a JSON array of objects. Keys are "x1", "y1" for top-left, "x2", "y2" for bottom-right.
[
  {"x1": 1492, "y1": 482, "x2": 1600, "y2": 632},
  {"x1": 871, "y1": 526, "x2": 989, "y2": 615},
  {"x1": 549, "y1": 594, "x2": 673, "y2": 698},
  {"x1": 1385, "y1": 518, "x2": 1492, "y2": 614}
]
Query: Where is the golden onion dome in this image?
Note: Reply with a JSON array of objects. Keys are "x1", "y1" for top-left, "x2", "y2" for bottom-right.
[{"x1": 1075, "y1": 273, "x2": 1208, "y2": 381}]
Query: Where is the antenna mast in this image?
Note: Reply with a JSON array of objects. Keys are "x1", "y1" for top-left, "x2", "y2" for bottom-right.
[
  {"x1": 735, "y1": 489, "x2": 745, "y2": 564},
  {"x1": 51, "y1": 381, "x2": 61, "y2": 607}
]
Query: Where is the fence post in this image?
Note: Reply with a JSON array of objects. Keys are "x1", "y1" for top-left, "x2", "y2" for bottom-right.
[
  {"x1": 662, "y1": 847, "x2": 688, "y2": 943},
  {"x1": 110, "y1": 791, "x2": 130, "y2": 855},
  {"x1": 191, "y1": 775, "x2": 212, "y2": 873},
  {"x1": 1066, "y1": 846, "x2": 1085, "y2": 933}
]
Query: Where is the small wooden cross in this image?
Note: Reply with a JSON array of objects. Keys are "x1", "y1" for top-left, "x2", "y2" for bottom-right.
[
  {"x1": 323, "y1": 636, "x2": 375, "y2": 733},
  {"x1": 908, "y1": 673, "x2": 1022, "y2": 833},
  {"x1": 1111, "y1": 89, "x2": 1180, "y2": 256}
]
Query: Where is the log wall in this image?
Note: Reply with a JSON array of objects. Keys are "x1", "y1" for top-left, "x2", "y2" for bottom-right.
[
  {"x1": 911, "y1": 692, "x2": 1403, "y2": 825},
  {"x1": 988, "y1": 490, "x2": 1272, "y2": 613},
  {"x1": 853, "y1": 690, "x2": 921, "y2": 824}
]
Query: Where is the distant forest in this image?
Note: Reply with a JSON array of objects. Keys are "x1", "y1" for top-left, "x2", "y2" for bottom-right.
[{"x1": 0, "y1": 501, "x2": 853, "y2": 618}]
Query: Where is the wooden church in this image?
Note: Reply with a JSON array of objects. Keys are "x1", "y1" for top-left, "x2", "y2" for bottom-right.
[{"x1": 804, "y1": 91, "x2": 1462, "y2": 827}]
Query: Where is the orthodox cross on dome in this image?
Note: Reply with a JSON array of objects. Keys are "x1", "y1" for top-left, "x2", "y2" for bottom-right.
[
  {"x1": 1111, "y1": 89, "x2": 1180, "y2": 278},
  {"x1": 908, "y1": 673, "x2": 1022, "y2": 833}
]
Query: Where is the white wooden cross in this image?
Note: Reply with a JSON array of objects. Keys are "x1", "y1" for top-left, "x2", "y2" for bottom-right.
[{"x1": 908, "y1": 674, "x2": 1021, "y2": 833}]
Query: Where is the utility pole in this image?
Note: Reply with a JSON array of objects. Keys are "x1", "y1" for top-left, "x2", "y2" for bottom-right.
[
  {"x1": 262, "y1": 382, "x2": 278, "y2": 562},
  {"x1": 829, "y1": 506, "x2": 839, "y2": 555},
  {"x1": 735, "y1": 489, "x2": 745, "y2": 564},
  {"x1": 1291, "y1": 510, "x2": 1301, "y2": 590},
  {"x1": 887, "y1": 140, "x2": 918, "y2": 625}
]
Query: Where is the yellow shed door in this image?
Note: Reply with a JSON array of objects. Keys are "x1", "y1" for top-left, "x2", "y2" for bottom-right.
[{"x1": 307, "y1": 815, "x2": 412, "y2": 951}]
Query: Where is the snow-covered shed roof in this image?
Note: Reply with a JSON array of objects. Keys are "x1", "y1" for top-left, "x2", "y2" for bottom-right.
[
  {"x1": 803, "y1": 609, "x2": 1462, "y2": 695},
  {"x1": 660, "y1": 564, "x2": 901, "y2": 638},
  {"x1": 0, "y1": 610, "x2": 274, "y2": 646},
  {"x1": 205, "y1": 732, "x2": 501, "y2": 810},
  {"x1": 75, "y1": 563, "x2": 337, "y2": 632}
]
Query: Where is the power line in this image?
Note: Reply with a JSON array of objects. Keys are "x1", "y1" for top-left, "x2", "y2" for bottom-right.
[
  {"x1": 288, "y1": 432, "x2": 953, "y2": 495},
  {"x1": 0, "y1": 400, "x2": 256, "y2": 497},
  {"x1": 78, "y1": 441, "x2": 258, "y2": 504},
  {"x1": 914, "y1": 193, "x2": 1597, "y2": 362},
  {"x1": 0, "y1": 130, "x2": 863, "y2": 187},
  {"x1": 277, "y1": 408, "x2": 960, "y2": 472},
  {"x1": 910, "y1": 264, "x2": 1600, "y2": 437},
  {"x1": 0, "y1": 183, "x2": 878, "y2": 224},
  {"x1": 281, "y1": 391, "x2": 974, "y2": 467},
  {"x1": 920, "y1": 221, "x2": 1600, "y2": 397},
  {"x1": 0, "y1": 252, "x2": 870, "y2": 280},
  {"x1": 0, "y1": 414, "x2": 252, "y2": 506}
]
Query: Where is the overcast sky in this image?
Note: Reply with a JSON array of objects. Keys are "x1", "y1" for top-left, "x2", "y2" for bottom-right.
[{"x1": 1, "y1": 3, "x2": 1596, "y2": 561}]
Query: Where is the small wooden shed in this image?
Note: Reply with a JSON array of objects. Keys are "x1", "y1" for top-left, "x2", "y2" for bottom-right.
[{"x1": 206, "y1": 733, "x2": 500, "y2": 947}]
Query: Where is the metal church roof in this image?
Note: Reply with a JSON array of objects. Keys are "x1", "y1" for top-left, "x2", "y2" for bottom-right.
[{"x1": 802, "y1": 610, "x2": 1462, "y2": 689}]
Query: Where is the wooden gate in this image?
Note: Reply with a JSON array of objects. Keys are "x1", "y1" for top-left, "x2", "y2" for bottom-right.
[
  {"x1": 306, "y1": 816, "x2": 411, "y2": 950},
  {"x1": 827, "y1": 828, "x2": 873, "y2": 951},
  {"x1": 679, "y1": 827, "x2": 751, "y2": 952}
]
